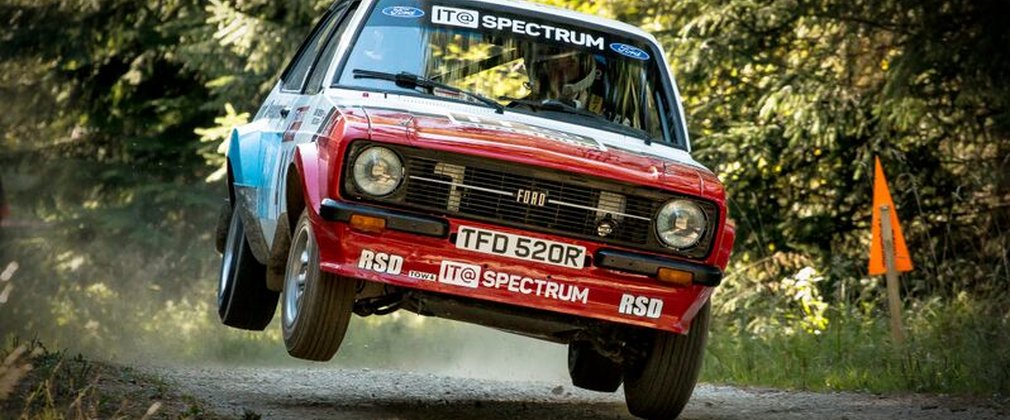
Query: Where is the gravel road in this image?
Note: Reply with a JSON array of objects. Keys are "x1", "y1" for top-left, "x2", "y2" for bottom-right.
[{"x1": 151, "y1": 366, "x2": 1008, "y2": 419}]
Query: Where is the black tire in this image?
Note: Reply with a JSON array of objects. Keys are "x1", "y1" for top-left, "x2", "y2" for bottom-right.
[
  {"x1": 217, "y1": 205, "x2": 279, "y2": 330},
  {"x1": 281, "y1": 210, "x2": 356, "y2": 361},
  {"x1": 623, "y1": 303, "x2": 711, "y2": 419},
  {"x1": 568, "y1": 340, "x2": 623, "y2": 392},
  {"x1": 215, "y1": 200, "x2": 231, "y2": 254}
]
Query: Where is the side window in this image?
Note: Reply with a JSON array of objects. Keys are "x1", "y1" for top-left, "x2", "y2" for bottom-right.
[
  {"x1": 280, "y1": 11, "x2": 341, "y2": 92},
  {"x1": 305, "y1": 5, "x2": 359, "y2": 94}
]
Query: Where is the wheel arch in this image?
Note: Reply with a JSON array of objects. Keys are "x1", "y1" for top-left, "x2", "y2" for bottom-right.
[
  {"x1": 288, "y1": 143, "x2": 325, "y2": 222},
  {"x1": 225, "y1": 123, "x2": 275, "y2": 265},
  {"x1": 286, "y1": 162, "x2": 306, "y2": 236}
]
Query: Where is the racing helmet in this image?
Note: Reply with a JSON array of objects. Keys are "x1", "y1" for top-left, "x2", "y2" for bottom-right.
[{"x1": 525, "y1": 46, "x2": 598, "y2": 105}]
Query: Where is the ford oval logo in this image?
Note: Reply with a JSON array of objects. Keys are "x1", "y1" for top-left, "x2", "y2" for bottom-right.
[
  {"x1": 382, "y1": 6, "x2": 425, "y2": 18},
  {"x1": 610, "y1": 43, "x2": 651, "y2": 61}
]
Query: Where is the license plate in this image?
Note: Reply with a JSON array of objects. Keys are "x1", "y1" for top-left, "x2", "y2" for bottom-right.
[{"x1": 455, "y1": 226, "x2": 586, "y2": 269}]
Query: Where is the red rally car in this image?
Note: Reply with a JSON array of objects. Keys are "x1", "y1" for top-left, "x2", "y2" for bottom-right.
[{"x1": 215, "y1": 0, "x2": 735, "y2": 417}]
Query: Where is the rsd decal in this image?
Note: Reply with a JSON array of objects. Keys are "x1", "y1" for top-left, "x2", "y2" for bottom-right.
[
  {"x1": 358, "y1": 249, "x2": 403, "y2": 275},
  {"x1": 618, "y1": 294, "x2": 663, "y2": 319}
]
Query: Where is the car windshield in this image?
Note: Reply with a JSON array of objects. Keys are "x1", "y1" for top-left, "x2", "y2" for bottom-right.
[{"x1": 336, "y1": 0, "x2": 679, "y2": 145}]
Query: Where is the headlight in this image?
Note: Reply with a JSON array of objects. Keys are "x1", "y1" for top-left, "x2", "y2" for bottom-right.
[
  {"x1": 656, "y1": 199, "x2": 707, "y2": 249},
  {"x1": 352, "y1": 147, "x2": 404, "y2": 197}
]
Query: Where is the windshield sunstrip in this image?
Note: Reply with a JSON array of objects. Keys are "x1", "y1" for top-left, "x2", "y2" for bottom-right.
[
  {"x1": 372, "y1": 2, "x2": 657, "y2": 60},
  {"x1": 431, "y1": 5, "x2": 606, "y2": 51}
]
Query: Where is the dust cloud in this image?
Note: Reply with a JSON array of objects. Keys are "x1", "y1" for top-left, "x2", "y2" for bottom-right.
[
  {"x1": 0, "y1": 195, "x2": 569, "y2": 384},
  {"x1": 338, "y1": 314, "x2": 570, "y2": 382}
]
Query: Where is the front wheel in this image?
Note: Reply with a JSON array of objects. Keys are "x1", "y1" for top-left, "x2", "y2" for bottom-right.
[
  {"x1": 281, "y1": 210, "x2": 356, "y2": 361},
  {"x1": 217, "y1": 205, "x2": 278, "y2": 330},
  {"x1": 623, "y1": 303, "x2": 710, "y2": 419}
]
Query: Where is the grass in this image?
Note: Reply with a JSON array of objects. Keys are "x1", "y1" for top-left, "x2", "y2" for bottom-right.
[
  {"x1": 0, "y1": 338, "x2": 218, "y2": 419},
  {"x1": 702, "y1": 298, "x2": 1010, "y2": 396}
]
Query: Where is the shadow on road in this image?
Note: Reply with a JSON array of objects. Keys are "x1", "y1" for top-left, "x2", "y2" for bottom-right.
[{"x1": 264, "y1": 398, "x2": 631, "y2": 420}]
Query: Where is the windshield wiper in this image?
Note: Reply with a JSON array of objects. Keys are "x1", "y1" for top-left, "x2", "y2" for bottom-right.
[
  {"x1": 501, "y1": 97, "x2": 585, "y2": 114},
  {"x1": 502, "y1": 97, "x2": 655, "y2": 144},
  {"x1": 353, "y1": 69, "x2": 504, "y2": 114}
]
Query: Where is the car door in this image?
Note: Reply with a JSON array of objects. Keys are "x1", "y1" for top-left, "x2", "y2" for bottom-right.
[
  {"x1": 279, "y1": 0, "x2": 363, "y2": 151},
  {"x1": 255, "y1": 4, "x2": 354, "y2": 249}
]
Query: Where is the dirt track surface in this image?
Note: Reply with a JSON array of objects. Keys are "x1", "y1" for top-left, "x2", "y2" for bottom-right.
[{"x1": 151, "y1": 366, "x2": 1008, "y2": 419}]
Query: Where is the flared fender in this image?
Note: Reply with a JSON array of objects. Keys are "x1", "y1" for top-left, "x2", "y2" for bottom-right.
[
  {"x1": 291, "y1": 143, "x2": 326, "y2": 220},
  {"x1": 227, "y1": 119, "x2": 275, "y2": 190},
  {"x1": 713, "y1": 221, "x2": 736, "y2": 271},
  {"x1": 226, "y1": 119, "x2": 278, "y2": 263}
]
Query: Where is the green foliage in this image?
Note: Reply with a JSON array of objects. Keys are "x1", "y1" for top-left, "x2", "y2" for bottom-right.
[
  {"x1": 705, "y1": 298, "x2": 1010, "y2": 394},
  {"x1": 717, "y1": 252, "x2": 830, "y2": 336},
  {"x1": 616, "y1": 0, "x2": 1010, "y2": 298},
  {"x1": 0, "y1": 0, "x2": 1007, "y2": 397},
  {"x1": 195, "y1": 104, "x2": 251, "y2": 182},
  {"x1": 0, "y1": 0, "x2": 323, "y2": 367}
]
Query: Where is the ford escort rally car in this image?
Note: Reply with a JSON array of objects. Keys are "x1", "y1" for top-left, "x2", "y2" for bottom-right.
[{"x1": 215, "y1": 0, "x2": 735, "y2": 418}]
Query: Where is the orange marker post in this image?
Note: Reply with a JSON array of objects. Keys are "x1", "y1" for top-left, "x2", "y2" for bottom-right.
[{"x1": 869, "y1": 157, "x2": 913, "y2": 345}]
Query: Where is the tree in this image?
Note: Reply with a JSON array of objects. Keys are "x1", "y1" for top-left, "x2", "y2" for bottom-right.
[{"x1": 607, "y1": 0, "x2": 1009, "y2": 300}]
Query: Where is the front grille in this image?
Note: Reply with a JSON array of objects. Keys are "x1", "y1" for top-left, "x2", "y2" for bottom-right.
[
  {"x1": 343, "y1": 142, "x2": 716, "y2": 260},
  {"x1": 404, "y1": 157, "x2": 655, "y2": 245}
]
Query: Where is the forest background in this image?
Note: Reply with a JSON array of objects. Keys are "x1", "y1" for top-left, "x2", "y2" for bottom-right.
[{"x1": 0, "y1": 0, "x2": 1007, "y2": 395}]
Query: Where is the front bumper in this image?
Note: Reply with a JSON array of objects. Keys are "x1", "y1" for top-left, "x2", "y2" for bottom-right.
[{"x1": 314, "y1": 199, "x2": 720, "y2": 334}]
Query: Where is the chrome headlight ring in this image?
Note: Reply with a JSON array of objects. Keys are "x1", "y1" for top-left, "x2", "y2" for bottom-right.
[
  {"x1": 655, "y1": 199, "x2": 707, "y2": 249},
  {"x1": 351, "y1": 146, "x2": 404, "y2": 197}
]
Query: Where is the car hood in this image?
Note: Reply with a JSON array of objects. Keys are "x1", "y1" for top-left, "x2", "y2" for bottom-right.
[{"x1": 355, "y1": 104, "x2": 723, "y2": 199}]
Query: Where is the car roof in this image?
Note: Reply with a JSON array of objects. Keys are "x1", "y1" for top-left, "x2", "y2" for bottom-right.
[{"x1": 469, "y1": 0, "x2": 658, "y2": 43}]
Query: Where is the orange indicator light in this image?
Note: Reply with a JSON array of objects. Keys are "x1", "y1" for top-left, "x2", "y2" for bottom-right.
[
  {"x1": 349, "y1": 214, "x2": 386, "y2": 233},
  {"x1": 657, "y1": 268, "x2": 693, "y2": 286}
]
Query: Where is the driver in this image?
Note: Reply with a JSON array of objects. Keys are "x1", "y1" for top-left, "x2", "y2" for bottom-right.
[{"x1": 525, "y1": 47, "x2": 605, "y2": 113}]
